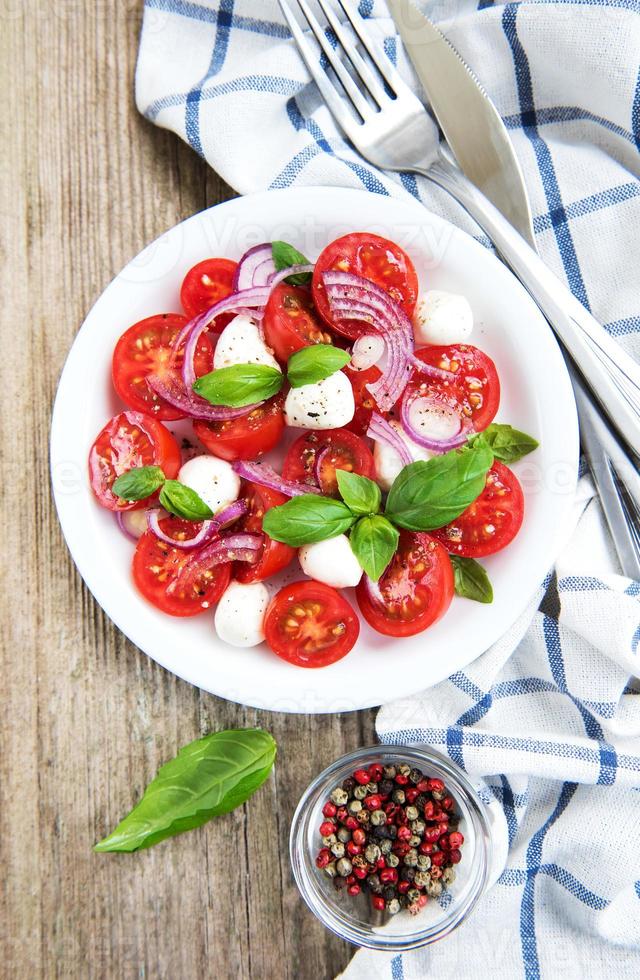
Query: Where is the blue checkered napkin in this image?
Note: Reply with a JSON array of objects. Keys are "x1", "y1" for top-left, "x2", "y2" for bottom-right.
[{"x1": 137, "y1": 1, "x2": 640, "y2": 974}]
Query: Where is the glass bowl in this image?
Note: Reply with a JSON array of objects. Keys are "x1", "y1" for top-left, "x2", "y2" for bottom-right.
[{"x1": 290, "y1": 744, "x2": 493, "y2": 951}]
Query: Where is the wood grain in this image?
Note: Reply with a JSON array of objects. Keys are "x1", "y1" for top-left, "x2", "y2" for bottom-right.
[{"x1": 0, "y1": 3, "x2": 375, "y2": 977}]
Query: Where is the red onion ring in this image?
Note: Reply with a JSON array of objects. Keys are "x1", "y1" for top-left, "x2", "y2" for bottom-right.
[
  {"x1": 267, "y1": 264, "x2": 315, "y2": 289},
  {"x1": 116, "y1": 510, "x2": 147, "y2": 541},
  {"x1": 148, "y1": 371, "x2": 256, "y2": 421},
  {"x1": 351, "y1": 334, "x2": 385, "y2": 371},
  {"x1": 167, "y1": 533, "x2": 262, "y2": 595},
  {"x1": 233, "y1": 243, "x2": 276, "y2": 290},
  {"x1": 400, "y1": 390, "x2": 469, "y2": 452},
  {"x1": 233, "y1": 460, "x2": 322, "y2": 497},
  {"x1": 366, "y1": 412, "x2": 412, "y2": 468},
  {"x1": 409, "y1": 352, "x2": 452, "y2": 382},
  {"x1": 147, "y1": 508, "x2": 218, "y2": 549}
]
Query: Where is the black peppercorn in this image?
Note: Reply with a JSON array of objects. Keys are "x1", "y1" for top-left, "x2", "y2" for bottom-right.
[
  {"x1": 415, "y1": 793, "x2": 428, "y2": 809},
  {"x1": 391, "y1": 788, "x2": 406, "y2": 805},
  {"x1": 342, "y1": 776, "x2": 356, "y2": 794},
  {"x1": 382, "y1": 886, "x2": 396, "y2": 901},
  {"x1": 387, "y1": 824, "x2": 397, "y2": 839},
  {"x1": 367, "y1": 874, "x2": 382, "y2": 894},
  {"x1": 400, "y1": 866, "x2": 416, "y2": 883},
  {"x1": 409, "y1": 768, "x2": 422, "y2": 785},
  {"x1": 379, "y1": 779, "x2": 394, "y2": 797}
]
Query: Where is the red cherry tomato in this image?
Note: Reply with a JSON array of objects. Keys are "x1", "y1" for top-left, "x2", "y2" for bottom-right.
[
  {"x1": 192, "y1": 393, "x2": 285, "y2": 462},
  {"x1": 431, "y1": 461, "x2": 524, "y2": 557},
  {"x1": 264, "y1": 581, "x2": 359, "y2": 667},
  {"x1": 180, "y1": 258, "x2": 238, "y2": 318},
  {"x1": 411, "y1": 344, "x2": 500, "y2": 433},
  {"x1": 234, "y1": 482, "x2": 295, "y2": 584},
  {"x1": 312, "y1": 233, "x2": 419, "y2": 338},
  {"x1": 88, "y1": 411, "x2": 181, "y2": 512},
  {"x1": 263, "y1": 283, "x2": 333, "y2": 362},
  {"x1": 282, "y1": 429, "x2": 376, "y2": 497},
  {"x1": 133, "y1": 516, "x2": 231, "y2": 616},
  {"x1": 112, "y1": 314, "x2": 215, "y2": 421},
  {"x1": 344, "y1": 365, "x2": 384, "y2": 436},
  {"x1": 356, "y1": 531, "x2": 454, "y2": 637}
]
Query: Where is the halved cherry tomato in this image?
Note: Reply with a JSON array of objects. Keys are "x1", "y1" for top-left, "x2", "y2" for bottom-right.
[
  {"x1": 411, "y1": 344, "x2": 500, "y2": 433},
  {"x1": 264, "y1": 581, "x2": 359, "y2": 667},
  {"x1": 180, "y1": 258, "x2": 238, "y2": 318},
  {"x1": 88, "y1": 411, "x2": 181, "y2": 512},
  {"x1": 356, "y1": 531, "x2": 454, "y2": 637},
  {"x1": 312, "y1": 232, "x2": 419, "y2": 338},
  {"x1": 282, "y1": 429, "x2": 376, "y2": 496},
  {"x1": 112, "y1": 314, "x2": 215, "y2": 421},
  {"x1": 344, "y1": 364, "x2": 384, "y2": 436},
  {"x1": 192, "y1": 393, "x2": 285, "y2": 462},
  {"x1": 133, "y1": 516, "x2": 231, "y2": 616},
  {"x1": 263, "y1": 283, "x2": 333, "y2": 362},
  {"x1": 234, "y1": 482, "x2": 295, "y2": 584},
  {"x1": 431, "y1": 461, "x2": 524, "y2": 558}
]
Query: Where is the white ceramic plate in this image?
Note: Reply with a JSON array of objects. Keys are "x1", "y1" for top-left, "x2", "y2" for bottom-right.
[{"x1": 51, "y1": 187, "x2": 578, "y2": 713}]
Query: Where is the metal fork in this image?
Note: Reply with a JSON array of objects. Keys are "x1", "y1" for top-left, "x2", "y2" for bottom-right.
[{"x1": 278, "y1": 0, "x2": 640, "y2": 464}]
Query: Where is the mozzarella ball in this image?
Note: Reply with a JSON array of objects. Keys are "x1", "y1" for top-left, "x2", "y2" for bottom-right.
[
  {"x1": 213, "y1": 314, "x2": 280, "y2": 371},
  {"x1": 373, "y1": 422, "x2": 432, "y2": 492},
  {"x1": 299, "y1": 534, "x2": 362, "y2": 588},
  {"x1": 214, "y1": 580, "x2": 269, "y2": 648},
  {"x1": 413, "y1": 290, "x2": 473, "y2": 346},
  {"x1": 285, "y1": 370, "x2": 355, "y2": 430},
  {"x1": 178, "y1": 455, "x2": 240, "y2": 514}
]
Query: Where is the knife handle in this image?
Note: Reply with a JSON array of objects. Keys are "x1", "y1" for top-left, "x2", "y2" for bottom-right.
[{"x1": 422, "y1": 156, "x2": 640, "y2": 458}]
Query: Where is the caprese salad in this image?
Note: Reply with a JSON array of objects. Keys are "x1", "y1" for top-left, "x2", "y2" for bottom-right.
[{"x1": 88, "y1": 233, "x2": 538, "y2": 667}]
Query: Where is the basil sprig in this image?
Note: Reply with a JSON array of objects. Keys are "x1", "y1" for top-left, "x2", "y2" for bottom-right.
[
  {"x1": 451, "y1": 556, "x2": 493, "y2": 604},
  {"x1": 262, "y1": 494, "x2": 356, "y2": 546},
  {"x1": 160, "y1": 480, "x2": 213, "y2": 521},
  {"x1": 94, "y1": 729, "x2": 276, "y2": 852},
  {"x1": 336, "y1": 470, "x2": 381, "y2": 516},
  {"x1": 112, "y1": 465, "x2": 165, "y2": 502},
  {"x1": 193, "y1": 364, "x2": 283, "y2": 408},
  {"x1": 287, "y1": 344, "x2": 350, "y2": 388},
  {"x1": 272, "y1": 240, "x2": 312, "y2": 285},
  {"x1": 349, "y1": 515, "x2": 399, "y2": 582},
  {"x1": 385, "y1": 441, "x2": 494, "y2": 531},
  {"x1": 469, "y1": 423, "x2": 538, "y2": 464}
]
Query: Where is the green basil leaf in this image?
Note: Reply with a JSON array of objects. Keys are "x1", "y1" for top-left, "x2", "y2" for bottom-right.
[
  {"x1": 451, "y1": 556, "x2": 494, "y2": 604},
  {"x1": 112, "y1": 465, "x2": 166, "y2": 502},
  {"x1": 336, "y1": 470, "x2": 381, "y2": 516},
  {"x1": 159, "y1": 480, "x2": 213, "y2": 521},
  {"x1": 287, "y1": 344, "x2": 351, "y2": 388},
  {"x1": 385, "y1": 441, "x2": 494, "y2": 531},
  {"x1": 94, "y1": 729, "x2": 276, "y2": 852},
  {"x1": 349, "y1": 515, "x2": 399, "y2": 581},
  {"x1": 271, "y1": 240, "x2": 312, "y2": 285},
  {"x1": 192, "y1": 364, "x2": 283, "y2": 408},
  {"x1": 469, "y1": 423, "x2": 539, "y2": 464},
  {"x1": 262, "y1": 494, "x2": 356, "y2": 546}
]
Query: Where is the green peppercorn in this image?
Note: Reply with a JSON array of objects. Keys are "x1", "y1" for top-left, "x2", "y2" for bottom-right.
[
  {"x1": 383, "y1": 765, "x2": 397, "y2": 779},
  {"x1": 407, "y1": 888, "x2": 421, "y2": 904},
  {"x1": 330, "y1": 841, "x2": 345, "y2": 859},
  {"x1": 370, "y1": 809, "x2": 386, "y2": 826},
  {"x1": 417, "y1": 854, "x2": 431, "y2": 870},
  {"x1": 353, "y1": 784, "x2": 367, "y2": 800},
  {"x1": 391, "y1": 788, "x2": 406, "y2": 805},
  {"x1": 397, "y1": 764, "x2": 411, "y2": 777},
  {"x1": 379, "y1": 839, "x2": 392, "y2": 855},
  {"x1": 347, "y1": 799, "x2": 362, "y2": 814},
  {"x1": 431, "y1": 788, "x2": 445, "y2": 801},
  {"x1": 330, "y1": 787, "x2": 348, "y2": 806},
  {"x1": 411, "y1": 820, "x2": 426, "y2": 835},
  {"x1": 409, "y1": 768, "x2": 422, "y2": 784},
  {"x1": 426, "y1": 880, "x2": 443, "y2": 897},
  {"x1": 337, "y1": 827, "x2": 351, "y2": 843},
  {"x1": 364, "y1": 844, "x2": 381, "y2": 864},
  {"x1": 365, "y1": 781, "x2": 378, "y2": 794},
  {"x1": 409, "y1": 835, "x2": 421, "y2": 847},
  {"x1": 322, "y1": 834, "x2": 337, "y2": 846},
  {"x1": 386, "y1": 898, "x2": 401, "y2": 915},
  {"x1": 336, "y1": 857, "x2": 352, "y2": 876},
  {"x1": 414, "y1": 871, "x2": 430, "y2": 888},
  {"x1": 405, "y1": 805, "x2": 419, "y2": 821},
  {"x1": 403, "y1": 848, "x2": 419, "y2": 867},
  {"x1": 442, "y1": 868, "x2": 456, "y2": 884},
  {"x1": 324, "y1": 862, "x2": 338, "y2": 878},
  {"x1": 356, "y1": 809, "x2": 370, "y2": 825},
  {"x1": 386, "y1": 852, "x2": 400, "y2": 868}
]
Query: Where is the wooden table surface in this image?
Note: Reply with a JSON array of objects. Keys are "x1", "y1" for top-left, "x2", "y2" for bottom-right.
[{"x1": 0, "y1": 4, "x2": 375, "y2": 977}]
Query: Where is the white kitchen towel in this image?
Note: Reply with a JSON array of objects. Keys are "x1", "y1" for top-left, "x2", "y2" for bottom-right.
[{"x1": 136, "y1": 2, "x2": 640, "y2": 977}]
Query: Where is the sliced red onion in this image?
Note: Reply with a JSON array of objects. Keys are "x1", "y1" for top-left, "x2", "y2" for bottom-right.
[
  {"x1": 409, "y1": 352, "x2": 452, "y2": 382},
  {"x1": 116, "y1": 510, "x2": 148, "y2": 541},
  {"x1": 233, "y1": 460, "x2": 322, "y2": 497},
  {"x1": 322, "y1": 272, "x2": 414, "y2": 411},
  {"x1": 233, "y1": 244, "x2": 276, "y2": 290},
  {"x1": 267, "y1": 264, "x2": 315, "y2": 289},
  {"x1": 367, "y1": 412, "x2": 412, "y2": 468},
  {"x1": 400, "y1": 390, "x2": 469, "y2": 452},
  {"x1": 213, "y1": 498, "x2": 248, "y2": 528},
  {"x1": 351, "y1": 334, "x2": 385, "y2": 371},
  {"x1": 148, "y1": 371, "x2": 256, "y2": 421},
  {"x1": 167, "y1": 533, "x2": 262, "y2": 595},
  {"x1": 147, "y1": 508, "x2": 218, "y2": 549}
]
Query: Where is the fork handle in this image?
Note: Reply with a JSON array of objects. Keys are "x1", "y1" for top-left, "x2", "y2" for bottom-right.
[{"x1": 419, "y1": 157, "x2": 640, "y2": 458}]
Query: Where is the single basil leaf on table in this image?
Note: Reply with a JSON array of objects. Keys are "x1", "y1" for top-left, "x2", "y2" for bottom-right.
[
  {"x1": 112, "y1": 465, "x2": 166, "y2": 502},
  {"x1": 287, "y1": 345, "x2": 351, "y2": 388},
  {"x1": 336, "y1": 469, "x2": 381, "y2": 517},
  {"x1": 159, "y1": 480, "x2": 213, "y2": 522},
  {"x1": 192, "y1": 364, "x2": 283, "y2": 408},
  {"x1": 349, "y1": 515, "x2": 399, "y2": 581},
  {"x1": 271, "y1": 240, "x2": 312, "y2": 285},
  {"x1": 450, "y1": 556, "x2": 494, "y2": 604},
  {"x1": 94, "y1": 729, "x2": 277, "y2": 852},
  {"x1": 469, "y1": 423, "x2": 538, "y2": 464},
  {"x1": 385, "y1": 441, "x2": 494, "y2": 531},
  {"x1": 262, "y1": 494, "x2": 356, "y2": 546}
]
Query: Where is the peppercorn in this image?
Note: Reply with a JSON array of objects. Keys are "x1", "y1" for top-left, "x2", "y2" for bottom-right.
[
  {"x1": 414, "y1": 871, "x2": 430, "y2": 888},
  {"x1": 411, "y1": 820, "x2": 426, "y2": 835},
  {"x1": 409, "y1": 835, "x2": 421, "y2": 847},
  {"x1": 333, "y1": 876, "x2": 347, "y2": 891},
  {"x1": 353, "y1": 784, "x2": 368, "y2": 800},
  {"x1": 353, "y1": 769, "x2": 371, "y2": 785},
  {"x1": 430, "y1": 867, "x2": 443, "y2": 880},
  {"x1": 431, "y1": 789, "x2": 445, "y2": 801},
  {"x1": 415, "y1": 793, "x2": 428, "y2": 810},
  {"x1": 386, "y1": 899, "x2": 401, "y2": 915},
  {"x1": 417, "y1": 854, "x2": 431, "y2": 870},
  {"x1": 336, "y1": 857, "x2": 353, "y2": 877},
  {"x1": 356, "y1": 809, "x2": 370, "y2": 826},
  {"x1": 342, "y1": 776, "x2": 356, "y2": 793},
  {"x1": 323, "y1": 861, "x2": 337, "y2": 878},
  {"x1": 379, "y1": 779, "x2": 394, "y2": 797},
  {"x1": 337, "y1": 827, "x2": 351, "y2": 844},
  {"x1": 409, "y1": 768, "x2": 422, "y2": 784},
  {"x1": 379, "y1": 839, "x2": 392, "y2": 855},
  {"x1": 322, "y1": 801, "x2": 338, "y2": 818},
  {"x1": 345, "y1": 815, "x2": 359, "y2": 830},
  {"x1": 322, "y1": 834, "x2": 337, "y2": 846},
  {"x1": 347, "y1": 799, "x2": 362, "y2": 815},
  {"x1": 448, "y1": 831, "x2": 464, "y2": 849},
  {"x1": 398, "y1": 764, "x2": 411, "y2": 777},
  {"x1": 367, "y1": 874, "x2": 382, "y2": 894},
  {"x1": 382, "y1": 885, "x2": 396, "y2": 901},
  {"x1": 353, "y1": 866, "x2": 368, "y2": 880},
  {"x1": 400, "y1": 866, "x2": 416, "y2": 882},
  {"x1": 387, "y1": 825, "x2": 397, "y2": 839},
  {"x1": 347, "y1": 883, "x2": 361, "y2": 896},
  {"x1": 330, "y1": 841, "x2": 346, "y2": 859},
  {"x1": 405, "y1": 787, "x2": 420, "y2": 804},
  {"x1": 386, "y1": 852, "x2": 400, "y2": 868},
  {"x1": 426, "y1": 880, "x2": 443, "y2": 897},
  {"x1": 316, "y1": 848, "x2": 331, "y2": 869},
  {"x1": 405, "y1": 805, "x2": 418, "y2": 822},
  {"x1": 383, "y1": 765, "x2": 397, "y2": 779},
  {"x1": 407, "y1": 888, "x2": 421, "y2": 904},
  {"x1": 351, "y1": 853, "x2": 366, "y2": 869},
  {"x1": 346, "y1": 841, "x2": 361, "y2": 857},
  {"x1": 403, "y1": 848, "x2": 419, "y2": 867},
  {"x1": 449, "y1": 848, "x2": 462, "y2": 864},
  {"x1": 370, "y1": 809, "x2": 386, "y2": 827},
  {"x1": 330, "y1": 787, "x2": 348, "y2": 806},
  {"x1": 442, "y1": 868, "x2": 456, "y2": 885},
  {"x1": 364, "y1": 844, "x2": 381, "y2": 864},
  {"x1": 391, "y1": 788, "x2": 406, "y2": 805},
  {"x1": 371, "y1": 895, "x2": 386, "y2": 911}
]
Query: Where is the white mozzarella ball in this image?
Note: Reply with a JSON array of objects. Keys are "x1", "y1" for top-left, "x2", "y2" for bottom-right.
[
  {"x1": 214, "y1": 580, "x2": 269, "y2": 648},
  {"x1": 285, "y1": 370, "x2": 355, "y2": 430},
  {"x1": 413, "y1": 290, "x2": 473, "y2": 346},
  {"x1": 178, "y1": 455, "x2": 240, "y2": 514},
  {"x1": 299, "y1": 535, "x2": 362, "y2": 589},
  {"x1": 373, "y1": 422, "x2": 432, "y2": 492},
  {"x1": 213, "y1": 314, "x2": 280, "y2": 371}
]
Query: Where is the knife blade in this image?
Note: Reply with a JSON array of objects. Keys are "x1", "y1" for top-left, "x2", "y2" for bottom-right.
[{"x1": 387, "y1": 0, "x2": 536, "y2": 246}]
